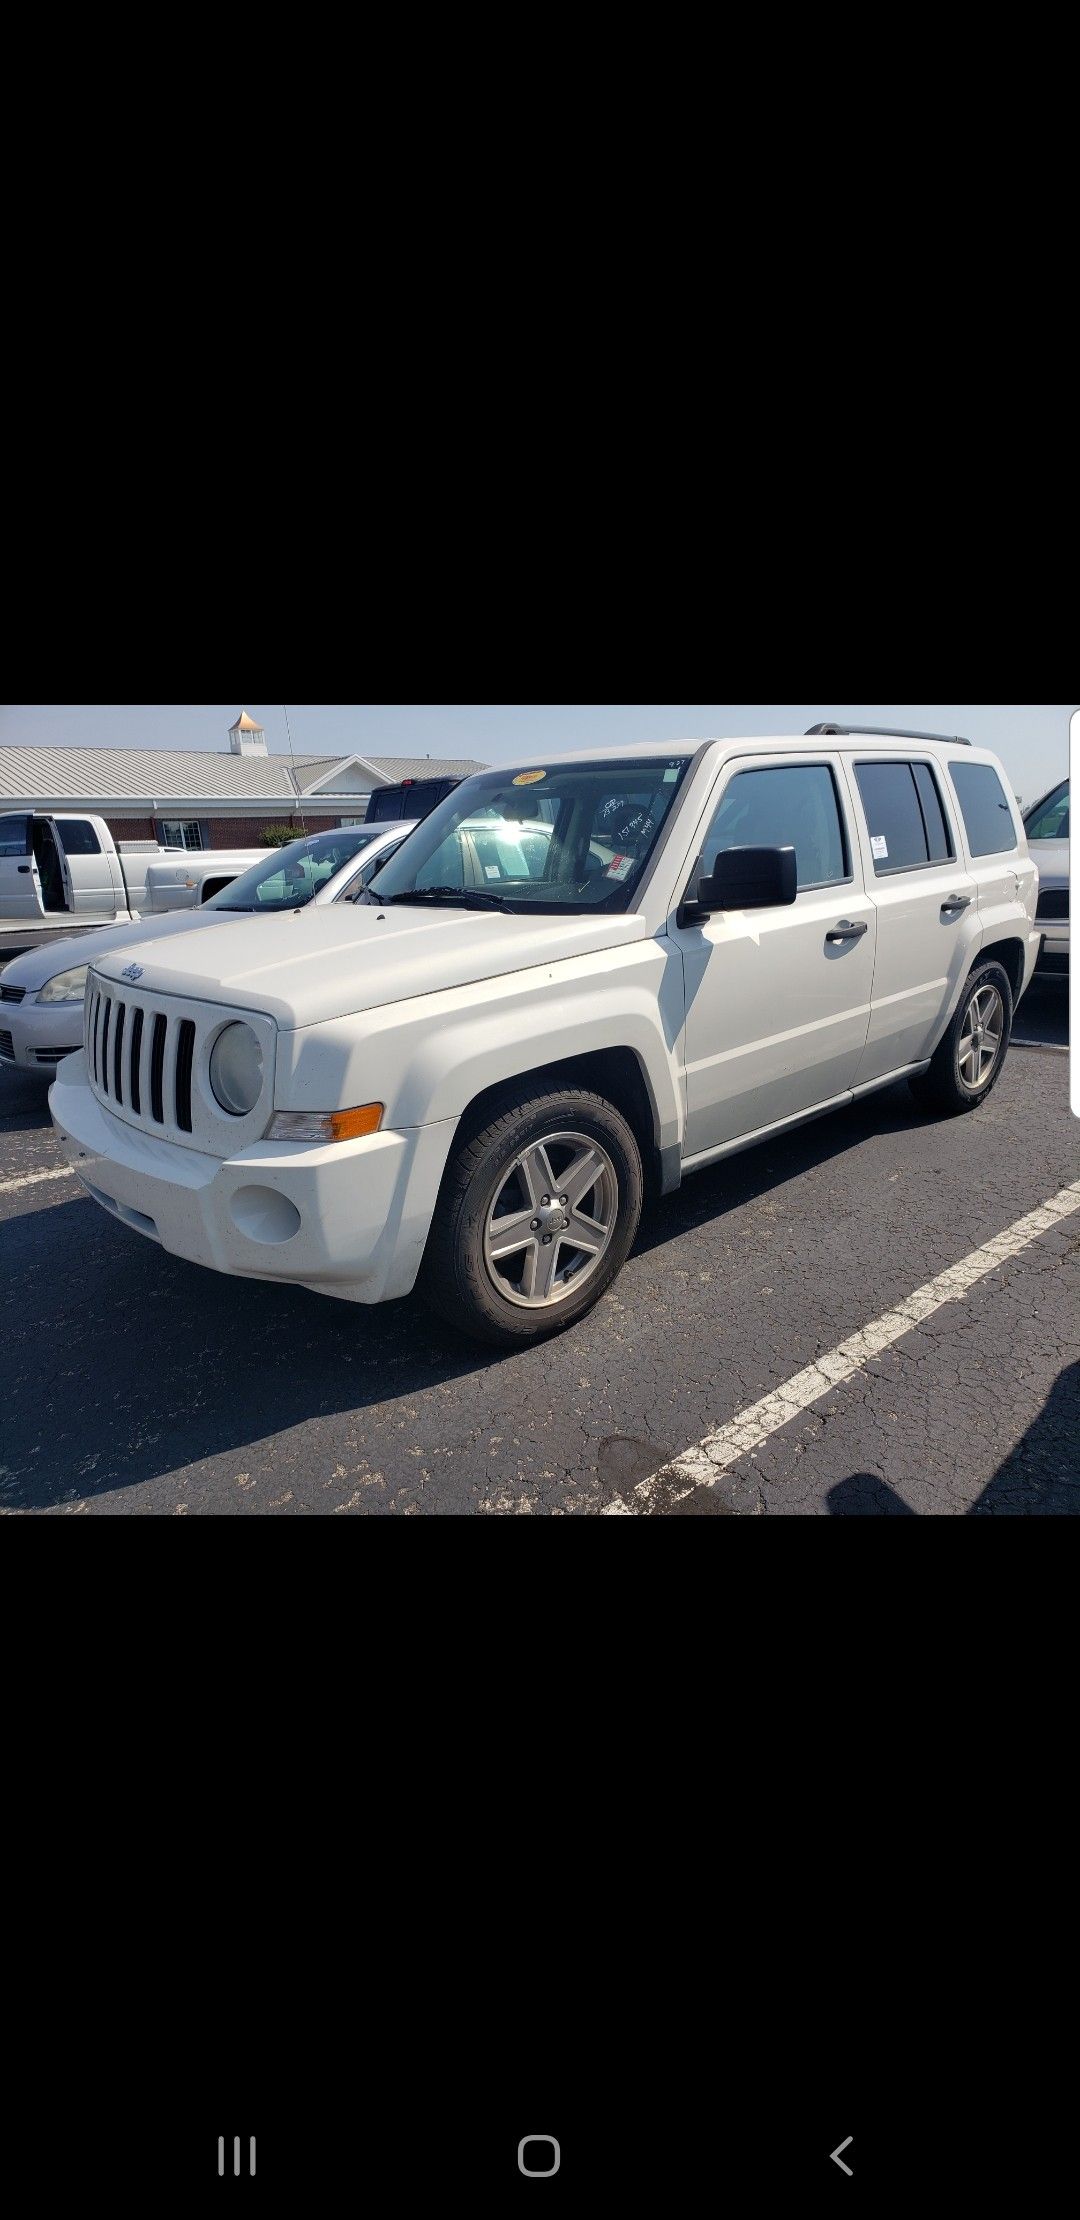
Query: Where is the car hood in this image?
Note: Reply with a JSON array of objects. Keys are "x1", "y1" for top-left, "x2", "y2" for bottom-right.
[
  {"x1": 0, "y1": 906, "x2": 241, "y2": 993},
  {"x1": 1029, "y1": 835, "x2": 1069, "y2": 890},
  {"x1": 88, "y1": 903, "x2": 651, "y2": 1029}
]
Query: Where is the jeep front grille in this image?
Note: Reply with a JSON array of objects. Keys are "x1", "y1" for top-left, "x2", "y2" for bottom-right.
[{"x1": 84, "y1": 975, "x2": 273, "y2": 1155}]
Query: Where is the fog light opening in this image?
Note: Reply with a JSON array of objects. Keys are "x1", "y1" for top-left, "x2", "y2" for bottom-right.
[{"x1": 228, "y1": 1185, "x2": 302, "y2": 1246}]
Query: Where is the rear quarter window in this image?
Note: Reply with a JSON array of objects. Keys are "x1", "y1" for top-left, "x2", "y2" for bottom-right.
[
  {"x1": 56, "y1": 819, "x2": 102, "y2": 856},
  {"x1": 948, "y1": 763, "x2": 1018, "y2": 856}
]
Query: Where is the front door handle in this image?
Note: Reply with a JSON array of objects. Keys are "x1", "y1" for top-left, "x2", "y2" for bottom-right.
[
  {"x1": 940, "y1": 894, "x2": 971, "y2": 915},
  {"x1": 17, "y1": 864, "x2": 31, "y2": 874},
  {"x1": 825, "y1": 920, "x2": 868, "y2": 944}
]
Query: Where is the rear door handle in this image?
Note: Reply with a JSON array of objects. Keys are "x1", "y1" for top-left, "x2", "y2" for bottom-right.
[
  {"x1": 17, "y1": 864, "x2": 31, "y2": 874},
  {"x1": 825, "y1": 920, "x2": 868, "y2": 944},
  {"x1": 940, "y1": 894, "x2": 971, "y2": 915}
]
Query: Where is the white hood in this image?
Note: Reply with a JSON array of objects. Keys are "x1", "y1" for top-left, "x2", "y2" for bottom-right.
[{"x1": 89, "y1": 902, "x2": 650, "y2": 1029}]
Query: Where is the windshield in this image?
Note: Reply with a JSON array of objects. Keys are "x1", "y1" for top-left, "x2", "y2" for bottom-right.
[
  {"x1": 205, "y1": 828, "x2": 380, "y2": 912},
  {"x1": 1023, "y1": 781, "x2": 1069, "y2": 842},
  {"x1": 363, "y1": 759, "x2": 691, "y2": 913}
]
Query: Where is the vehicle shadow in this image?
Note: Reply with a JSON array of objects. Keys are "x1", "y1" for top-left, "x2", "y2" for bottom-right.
[
  {"x1": 1012, "y1": 977, "x2": 1069, "y2": 1050},
  {"x1": 1, "y1": 1194, "x2": 498, "y2": 1511},
  {"x1": 633, "y1": 1080, "x2": 927, "y2": 1255},
  {"x1": 825, "y1": 1362, "x2": 1080, "y2": 1516},
  {"x1": 0, "y1": 1070, "x2": 54, "y2": 1133}
]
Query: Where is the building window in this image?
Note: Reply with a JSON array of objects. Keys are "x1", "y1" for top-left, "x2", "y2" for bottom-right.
[{"x1": 158, "y1": 820, "x2": 208, "y2": 851}]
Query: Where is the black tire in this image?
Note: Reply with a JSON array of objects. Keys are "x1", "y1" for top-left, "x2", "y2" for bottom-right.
[
  {"x1": 419, "y1": 1084, "x2": 644, "y2": 1347},
  {"x1": 909, "y1": 959, "x2": 1013, "y2": 1116}
]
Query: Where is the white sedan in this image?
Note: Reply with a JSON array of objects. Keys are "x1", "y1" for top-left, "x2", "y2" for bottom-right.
[{"x1": 0, "y1": 823, "x2": 416, "y2": 1079}]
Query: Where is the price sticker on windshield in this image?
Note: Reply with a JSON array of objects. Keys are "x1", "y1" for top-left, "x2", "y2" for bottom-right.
[{"x1": 513, "y1": 770, "x2": 547, "y2": 786}]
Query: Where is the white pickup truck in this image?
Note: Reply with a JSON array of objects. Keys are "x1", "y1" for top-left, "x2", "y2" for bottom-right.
[
  {"x1": 50, "y1": 730, "x2": 1041, "y2": 1346},
  {"x1": 0, "y1": 811, "x2": 263, "y2": 924}
]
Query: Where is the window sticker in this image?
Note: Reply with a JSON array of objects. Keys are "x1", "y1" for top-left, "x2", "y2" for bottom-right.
[
  {"x1": 606, "y1": 854, "x2": 634, "y2": 881},
  {"x1": 870, "y1": 834, "x2": 889, "y2": 860},
  {"x1": 663, "y1": 767, "x2": 680, "y2": 782},
  {"x1": 484, "y1": 864, "x2": 501, "y2": 879},
  {"x1": 513, "y1": 770, "x2": 547, "y2": 786}
]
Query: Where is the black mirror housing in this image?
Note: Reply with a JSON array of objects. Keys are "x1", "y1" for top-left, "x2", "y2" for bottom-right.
[{"x1": 698, "y1": 845, "x2": 798, "y2": 913}]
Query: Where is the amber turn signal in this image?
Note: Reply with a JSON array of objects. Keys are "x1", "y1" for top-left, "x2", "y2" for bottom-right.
[{"x1": 328, "y1": 1103, "x2": 384, "y2": 1140}]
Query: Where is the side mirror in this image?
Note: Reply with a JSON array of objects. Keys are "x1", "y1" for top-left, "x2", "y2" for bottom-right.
[{"x1": 687, "y1": 844, "x2": 798, "y2": 919}]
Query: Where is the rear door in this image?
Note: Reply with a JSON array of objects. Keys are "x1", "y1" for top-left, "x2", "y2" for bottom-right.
[
  {"x1": 944, "y1": 753, "x2": 1034, "y2": 952},
  {"x1": 0, "y1": 814, "x2": 44, "y2": 918},
  {"x1": 51, "y1": 817, "x2": 118, "y2": 916},
  {"x1": 676, "y1": 752, "x2": 876, "y2": 1157},
  {"x1": 843, "y1": 754, "x2": 978, "y2": 1084}
]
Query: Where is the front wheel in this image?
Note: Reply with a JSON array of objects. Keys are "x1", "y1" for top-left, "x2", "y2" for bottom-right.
[
  {"x1": 419, "y1": 1086, "x2": 644, "y2": 1346},
  {"x1": 909, "y1": 959, "x2": 1013, "y2": 1116}
]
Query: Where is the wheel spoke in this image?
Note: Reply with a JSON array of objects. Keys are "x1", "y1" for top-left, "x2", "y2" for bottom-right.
[
  {"x1": 519, "y1": 1143, "x2": 557, "y2": 1208},
  {"x1": 566, "y1": 1209, "x2": 604, "y2": 1252},
  {"x1": 518, "y1": 1240, "x2": 540, "y2": 1300},
  {"x1": 562, "y1": 1146, "x2": 604, "y2": 1211},
  {"x1": 538, "y1": 1239, "x2": 562, "y2": 1300},
  {"x1": 487, "y1": 1208, "x2": 535, "y2": 1260}
]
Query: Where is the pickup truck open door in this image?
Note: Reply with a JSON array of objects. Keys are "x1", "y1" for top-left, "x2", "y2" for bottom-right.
[
  {"x1": 0, "y1": 814, "x2": 45, "y2": 919},
  {"x1": 42, "y1": 818, "x2": 76, "y2": 913}
]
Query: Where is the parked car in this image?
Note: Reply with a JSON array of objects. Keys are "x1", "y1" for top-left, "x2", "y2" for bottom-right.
[
  {"x1": 1022, "y1": 779, "x2": 1069, "y2": 974},
  {"x1": 51, "y1": 731, "x2": 1040, "y2": 1346},
  {"x1": 1, "y1": 823, "x2": 414, "y2": 1077},
  {"x1": 0, "y1": 811, "x2": 265, "y2": 924}
]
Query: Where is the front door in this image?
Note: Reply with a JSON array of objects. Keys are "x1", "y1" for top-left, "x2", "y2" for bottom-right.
[
  {"x1": 0, "y1": 814, "x2": 45, "y2": 919},
  {"x1": 676, "y1": 755, "x2": 877, "y2": 1159}
]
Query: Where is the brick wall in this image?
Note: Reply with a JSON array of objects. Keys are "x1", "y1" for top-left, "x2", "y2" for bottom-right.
[{"x1": 104, "y1": 813, "x2": 354, "y2": 848}]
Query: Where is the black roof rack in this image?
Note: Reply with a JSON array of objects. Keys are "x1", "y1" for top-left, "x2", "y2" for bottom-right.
[{"x1": 806, "y1": 724, "x2": 973, "y2": 746}]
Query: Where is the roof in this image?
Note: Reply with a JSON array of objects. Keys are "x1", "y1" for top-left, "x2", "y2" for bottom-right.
[
  {"x1": 228, "y1": 710, "x2": 264, "y2": 732},
  {"x1": 363, "y1": 756, "x2": 487, "y2": 782},
  {"x1": 0, "y1": 745, "x2": 488, "y2": 807}
]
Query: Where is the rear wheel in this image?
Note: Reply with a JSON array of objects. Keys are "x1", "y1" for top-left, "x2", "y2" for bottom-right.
[
  {"x1": 419, "y1": 1086, "x2": 644, "y2": 1346},
  {"x1": 909, "y1": 959, "x2": 1012, "y2": 1116}
]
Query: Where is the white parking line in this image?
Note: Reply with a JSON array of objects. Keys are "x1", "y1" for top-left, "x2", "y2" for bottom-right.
[
  {"x1": 602, "y1": 1178, "x2": 1080, "y2": 1515},
  {"x1": 0, "y1": 1164, "x2": 76, "y2": 1196}
]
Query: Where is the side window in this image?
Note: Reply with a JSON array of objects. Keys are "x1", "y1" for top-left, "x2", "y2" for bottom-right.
[
  {"x1": 0, "y1": 814, "x2": 32, "y2": 857},
  {"x1": 949, "y1": 763, "x2": 1018, "y2": 857},
  {"x1": 854, "y1": 762, "x2": 942, "y2": 873},
  {"x1": 702, "y1": 764, "x2": 848, "y2": 890},
  {"x1": 56, "y1": 819, "x2": 102, "y2": 856}
]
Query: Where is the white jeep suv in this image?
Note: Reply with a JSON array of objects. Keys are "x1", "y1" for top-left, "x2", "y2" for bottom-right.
[{"x1": 49, "y1": 729, "x2": 1039, "y2": 1346}]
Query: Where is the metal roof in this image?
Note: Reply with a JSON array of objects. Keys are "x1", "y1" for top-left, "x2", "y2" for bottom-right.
[{"x1": 0, "y1": 746, "x2": 487, "y2": 807}]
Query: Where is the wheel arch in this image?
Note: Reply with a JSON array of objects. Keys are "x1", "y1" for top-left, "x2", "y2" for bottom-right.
[
  {"x1": 972, "y1": 934, "x2": 1025, "y2": 1002},
  {"x1": 453, "y1": 1047, "x2": 669, "y2": 1197}
]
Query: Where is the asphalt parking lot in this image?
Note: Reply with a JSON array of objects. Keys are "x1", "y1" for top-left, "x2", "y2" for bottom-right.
[{"x1": 1, "y1": 978, "x2": 1075, "y2": 1516}]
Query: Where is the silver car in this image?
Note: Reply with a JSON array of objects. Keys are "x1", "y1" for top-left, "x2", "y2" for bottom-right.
[
  {"x1": 0, "y1": 822, "x2": 416, "y2": 1078},
  {"x1": 1023, "y1": 779, "x2": 1069, "y2": 976}
]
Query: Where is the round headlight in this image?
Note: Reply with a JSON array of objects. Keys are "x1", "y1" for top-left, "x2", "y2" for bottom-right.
[{"x1": 209, "y1": 1022, "x2": 263, "y2": 1116}]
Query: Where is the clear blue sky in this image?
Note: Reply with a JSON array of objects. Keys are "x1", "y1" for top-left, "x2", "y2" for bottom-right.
[{"x1": 1, "y1": 705, "x2": 1073, "y2": 808}]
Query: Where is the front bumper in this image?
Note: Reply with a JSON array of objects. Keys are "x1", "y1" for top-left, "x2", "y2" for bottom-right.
[
  {"x1": 49, "y1": 1054, "x2": 455, "y2": 1305},
  {"x1": 0, "y1": 994, "x2": 84, "y2": 1075}
]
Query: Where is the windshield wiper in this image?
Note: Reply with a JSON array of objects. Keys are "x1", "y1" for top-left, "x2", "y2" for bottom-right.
[{"x1": 378, "y1": 887, "x2": 511, "y2": 910}]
